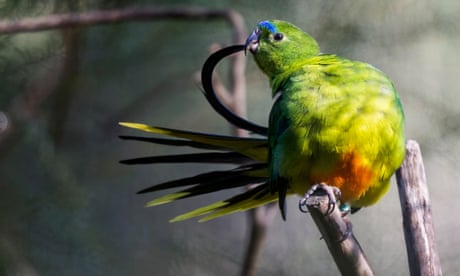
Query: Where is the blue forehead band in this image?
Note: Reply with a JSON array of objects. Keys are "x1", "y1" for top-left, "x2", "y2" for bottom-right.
[{"x1": 257, "y1": 21, "x2": 277, "y2": 33}]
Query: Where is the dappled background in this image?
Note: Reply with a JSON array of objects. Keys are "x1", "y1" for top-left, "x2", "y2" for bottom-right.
[{"x1": 1, "y1": 0, "x2": 459, "y2": 275}]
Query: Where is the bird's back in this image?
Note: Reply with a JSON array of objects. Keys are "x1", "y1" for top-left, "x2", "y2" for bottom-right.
[{"x1": 269, "y1": 54, "x2": 405, "y2": 208}]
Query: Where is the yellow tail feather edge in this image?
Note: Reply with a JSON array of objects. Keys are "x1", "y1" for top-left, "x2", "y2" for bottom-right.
[{"x1": 119, "y1": 122, "x2": 268, "y2": 162}]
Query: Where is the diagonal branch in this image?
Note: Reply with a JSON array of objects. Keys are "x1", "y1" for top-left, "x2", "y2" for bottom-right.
[{"x1": 304, "y1": 185, "x2": 374, "y2": 276}]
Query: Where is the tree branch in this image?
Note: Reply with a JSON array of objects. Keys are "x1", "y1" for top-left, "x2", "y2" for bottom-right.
[
  {"x1": 396, "y1": 140, "x2": 442, "y2": 276},
  {"x1": 0, "y1": 7, "x2": 242, "y2": 34},
  {"x1": 241, "y1": 203, "x2": 278, "y2": 276},
  {"x1": 304, "y1": 185, "x2": 374, "y2": 275}
]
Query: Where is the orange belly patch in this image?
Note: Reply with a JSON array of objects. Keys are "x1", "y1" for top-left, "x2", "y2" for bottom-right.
[{"x1": 309, "y1": 151, "x2": 376, "y2": 203}]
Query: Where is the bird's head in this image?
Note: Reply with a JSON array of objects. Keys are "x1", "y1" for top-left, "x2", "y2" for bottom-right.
[{"x1": 245, "y1": 20, "x2": 320, "y2": 78}]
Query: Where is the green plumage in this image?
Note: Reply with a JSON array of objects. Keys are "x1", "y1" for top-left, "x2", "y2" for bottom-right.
[{"x1": 248, "y1": 20, "x2": 405, "y2": 217}]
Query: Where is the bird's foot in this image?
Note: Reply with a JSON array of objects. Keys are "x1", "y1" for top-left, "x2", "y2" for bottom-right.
[
  {"x1": 298, "y1": 184, "x2": 354, "y2": 242},
  {"x1": 298, "y1": 183, "x2": 341, "y2": 216}
]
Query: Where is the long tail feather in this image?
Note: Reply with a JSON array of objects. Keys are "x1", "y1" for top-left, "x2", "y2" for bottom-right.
[
  {"x1": 146, "y1": 174, "x2": 267, "y2": 207},
  {"x1": 119, "y1": 135, "x2": 224, "y2": 150},
  {"x1": 140, "y1": 163, "x2": 267, "y2": 194},
  {"x1": 120, "y1": 151, "x2": 252, "y2": 165},
  {"x1": 119, "y1": 122, "x2": 268, "y2": 162},
  {"x1": 169, "y1": 183, "x2": 291, "y2": 222}
]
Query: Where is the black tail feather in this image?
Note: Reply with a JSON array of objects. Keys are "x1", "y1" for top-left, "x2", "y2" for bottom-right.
[
  {"x1": 119, "y1": 135, "x2": 224, "y2": 150},
  {"x1": 120, "y1": 151, "x2": 251, "y2": 165},
  {"x1": 137, "y1": 163, "x2": 268, "y2": 194},
  {"x1": 221, "y1": 182, "x2": 270, "y2": 206},
  {"x1": 166, "y1": 175, "x2": 267, "y2": 201}
]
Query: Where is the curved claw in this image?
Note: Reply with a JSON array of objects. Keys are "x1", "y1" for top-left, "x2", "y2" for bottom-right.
[
  {"x1": 298, "y1": 183, "x2": 342, "y2": 216},
  {"x1": 298, "y1": 196, "x2": 310, "y2": 213}
]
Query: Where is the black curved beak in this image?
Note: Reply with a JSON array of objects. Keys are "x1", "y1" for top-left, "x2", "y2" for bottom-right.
[{"x1": 245, "y1": 29, "x2": 260, "y2": 55}]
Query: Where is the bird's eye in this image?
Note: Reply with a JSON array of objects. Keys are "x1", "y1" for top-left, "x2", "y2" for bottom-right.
[{"x1": 273, "y1": 33, "x2": 284, "y2": 41}]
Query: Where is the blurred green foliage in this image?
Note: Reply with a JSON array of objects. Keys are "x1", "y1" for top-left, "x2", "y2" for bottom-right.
[{"x1": 1, "y1": 0, "x2": 459, "y2": 275}]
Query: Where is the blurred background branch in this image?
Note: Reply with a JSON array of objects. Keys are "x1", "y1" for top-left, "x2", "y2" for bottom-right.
[
  {"x1": 0, "y1": 6, "x2": 244, "y2": 35},
  {"x1": 0, "y1": 6, "x2": 246, "y2": 149}
]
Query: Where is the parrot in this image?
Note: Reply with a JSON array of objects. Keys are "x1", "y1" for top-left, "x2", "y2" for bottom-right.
[{"x1": 120, "y1": 19, "x2": 405, "y2": 222}]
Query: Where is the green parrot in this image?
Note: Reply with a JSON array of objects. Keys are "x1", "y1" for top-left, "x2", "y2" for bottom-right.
[{"x1": 120, "y1": 19, "x2": 405, "y2": 222}]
